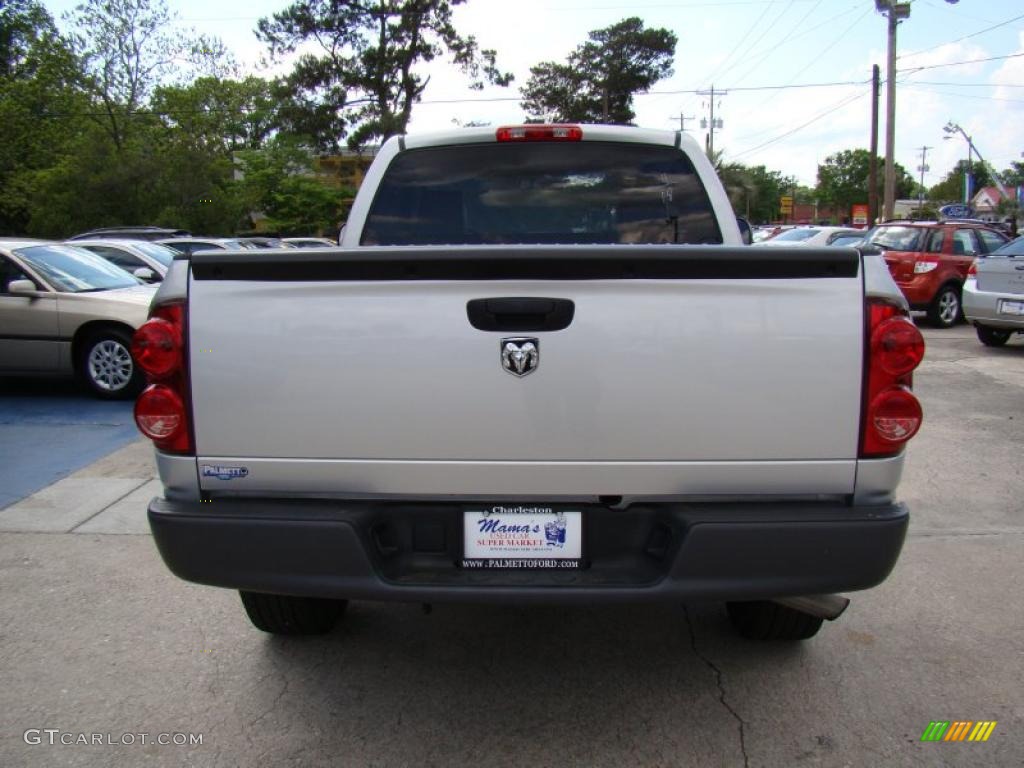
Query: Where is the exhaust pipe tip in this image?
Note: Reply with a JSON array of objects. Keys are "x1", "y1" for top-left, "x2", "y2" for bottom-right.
[{"x1": 772, "y1": 594, "x2": 850, "y2": 621}]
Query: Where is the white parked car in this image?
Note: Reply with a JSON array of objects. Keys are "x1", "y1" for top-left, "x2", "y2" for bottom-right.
[
  {"x1": 69, "y1": 238, "x2": 178, "y2": 282},
  {"x1": 753, "y1": 226, "x2": 866, "y2": 247}
]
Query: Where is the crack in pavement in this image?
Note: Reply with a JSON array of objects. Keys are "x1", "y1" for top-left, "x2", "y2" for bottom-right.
[
  {"x1": 909, "y1": 529, "x2": 1024, "y2": 538},
  {"x1": 684, "y1": 605, "x2": 750, "y2": 768}
]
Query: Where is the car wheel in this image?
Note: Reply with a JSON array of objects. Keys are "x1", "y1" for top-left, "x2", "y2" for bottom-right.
[
  {"x1": 927, "y1": 285, "x2": 961, "y2": 328},
  {"x1": 79, "y1": 328, "x2": 144, "y2": 399},
  {"x1": 239, "y1": 591, "x2": 347, "y2": 635},
  {"x1": 976, "y1": 325, "x2": 1011, "y2": 347},
  {"x1": 726, "y1": 600, "x2": 824, "y2": 641}
]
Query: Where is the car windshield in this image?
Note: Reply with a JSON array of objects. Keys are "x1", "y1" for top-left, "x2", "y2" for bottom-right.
[
  {"x1": 13, "y1": 244, "x2": 140, "y2": 292},
  {"x1": 992, "y1": 236, "x2": 1024, "y2": 257},
  {"x1": 829, "y1": 235, "x2": 863, "y2": 247},
  {"x1": 133, "y1": 242, "x2": 177, "y2": 267},
  {"x1": 362, "y1": 142, "x2": 722, "y2": 245},
  {"x1": 771, "y1": 228, "x2": 820, "y2": 242},
  {"x1": 864, "y1": 226, "x2": 924, "y2": 251}
]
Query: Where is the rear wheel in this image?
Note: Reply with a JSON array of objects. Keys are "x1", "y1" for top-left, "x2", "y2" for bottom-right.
[
  {"x1": 976, "y1": 325, "x2": 1012, "y2": 347},
  {"x1": 726, "y1": 600, "x2": 824, "y2": 641},
  {"x1": 927, "y1": 284, "x2": 961, "y2": 328},
  {"x1": 239, "y1": 591, "x2": 347, "y2": 635}
]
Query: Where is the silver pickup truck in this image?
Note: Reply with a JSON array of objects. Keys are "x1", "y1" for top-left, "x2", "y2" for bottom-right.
[{"x1": 133, "y1": 125, "x2": 925, "y2": 641}]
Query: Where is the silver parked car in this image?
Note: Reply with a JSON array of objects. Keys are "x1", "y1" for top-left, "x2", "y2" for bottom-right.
[
  {"x1": 282, "y1": 237, "x2": 336, "y2": 248},
  {"x1": 963, "y1": 235, "x2": 1024, "y2": 346},
  {"x1": 0, "y1": 239, "x2": 157, "y2": 398},
  {"x1": 156, "y1": 237, "x2": 250, "y2": 255},
  {"x1": 68, "y1": 238, "x2": 179, "y2": 282}
]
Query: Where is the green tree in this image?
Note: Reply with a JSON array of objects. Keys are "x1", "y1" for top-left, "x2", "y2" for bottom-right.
[
  {"x1": 65, "y1": 0, "x2": 230, "y2": 150},
  {"x1": 150, "y1": 76, "x2": 278, "y2": 153},
  {"x1": 21, "y1": 119, "x2": 166, "y2": 236},
  {"x1": 1000, "y1": 161, "x2": 1024, "y2": 188},
  {"x1": 928, "y1": 159, "x2": 993, "y2": 205},
  {"x1": 257, "y1": 0, "x2": 512, "y2": 150},
  {"x1": 0, "y1": 1, "x2": 88, "y2": 234},
  {"x1": 235, "y1": 137, "x2": 351, "y2": 235},
  {"x1": 521, "y1": 17, "x2": 676, "y2": 124},
  {"x1": 145, "y1": 77, "x2": 281, "y2": 233},
  {"x1": 744, "y1": 165, "x2": 798, "y2": 222},
  {"x1": 815, "y1": 149, "x2": 914, "y2": 218}
]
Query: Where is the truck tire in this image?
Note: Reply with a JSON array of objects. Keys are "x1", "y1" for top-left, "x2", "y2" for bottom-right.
[
  {"x1": 79, "y1": 328, "x2": 145, "y2": 399},
  {"x1": 926, "y1": 284, "x2": 961, "y2": 328},
  {"x1": 726, "y1": 600, "x2": 823, "y2": 641},
  {"x1": 239, "y1": 591, "x2": 347, "y2": 635},
  {"x1": 976, "y1": 325, "x2": 1011, "y2": 347}
]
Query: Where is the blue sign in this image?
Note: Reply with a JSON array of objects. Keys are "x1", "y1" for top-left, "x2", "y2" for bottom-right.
[
  {"x1": 201, "y1": 465, "x2": 249, "y2": 481},
  {"x1": 939, "y1": 204, "x2": 974, "y2": 220}
]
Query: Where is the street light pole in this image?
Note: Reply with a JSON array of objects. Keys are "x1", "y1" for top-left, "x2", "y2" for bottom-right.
[{"x1": 944, "y1": 121, "x2": 1010, "y2": 202}]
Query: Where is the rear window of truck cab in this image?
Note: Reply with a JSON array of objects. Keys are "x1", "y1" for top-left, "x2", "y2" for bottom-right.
[{"x1": 361, "y1": 142, "x2": 723, "y2": 246}]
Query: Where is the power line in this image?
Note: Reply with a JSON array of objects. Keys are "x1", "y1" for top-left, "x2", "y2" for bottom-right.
[
  {"x1": 696, "y1": 0, "x2": 779, "y2": 88},
  {"x1": 773, "y1": 7, "x2": 872, "y2": 89},
  {"x1": 730, "y1": 89, "x2": 869, "y2": 159},
  {"x1": 715, "y1": 1, "x2": 856, "y2": 87},
  {"x1": 13, "y1": 78, "x2": 874, "y2": 120},
  {"x1": 731, "y1": 3, "x2": 867, "y2": 123},
  {"x1": 898, "y1": 11, "x2": 1024, "y2": 59},
  {"x1": 898, "y1": 84, "x2": 1024, "y2": 104},
  {"x1": 898, "y1": 52, "x2": 1024, "y2": 74},
  {"x1": 709, "y1": 0, "x2": 799, "y2": 85},
  {"x1": 897, "y1": 80, "x2": 1024, "y2": 88},
  {"x1": 175, "y1": 0, "x2": 823, "y2": 21}
]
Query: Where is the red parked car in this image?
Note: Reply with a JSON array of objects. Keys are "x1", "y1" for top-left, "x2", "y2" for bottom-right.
[{"x1": 862, "y1": 221, "x2": 1009, "y2": 327}]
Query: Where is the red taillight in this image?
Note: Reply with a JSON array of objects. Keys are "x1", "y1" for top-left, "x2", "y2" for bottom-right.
[
  {"x1": 871, "y1": 316, "x2": 925, "y2": 376},
  {"x1": 968, "y1": 260, "x2": 977, "y2": 277},
  {"x1": 131, "y1": 315, "x2": 181, "y2": 378},
  {"x1": 861, "y1": 300, "x2": 925, "y2": 457},
  {"x1": 496, "y1": 125, "x2": 583, "y2": 142},
  {"x1": 132, "y1": 300, "x2": 192, "y2": 454},
  {"x1": 134, "y1": 384, "x2": 190, "y2": 451},
  {"x1": 869, "y1": 387, "x2": 922, "y2": 443}
]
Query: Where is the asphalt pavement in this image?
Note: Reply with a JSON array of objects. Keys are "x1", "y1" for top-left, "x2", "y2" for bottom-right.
[{"x1": 0, "y1": 325, "x2": 1021, "y2": 768}]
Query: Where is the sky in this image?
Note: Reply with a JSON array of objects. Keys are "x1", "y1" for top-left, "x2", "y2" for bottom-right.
[{"x1": 42, "y1": 0, "x2": 1024, "y2": 188}]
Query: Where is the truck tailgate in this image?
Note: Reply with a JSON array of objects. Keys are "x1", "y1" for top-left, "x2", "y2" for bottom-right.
[{"x1": 187, "y1": 246, "x2": 864, "y2": 497}]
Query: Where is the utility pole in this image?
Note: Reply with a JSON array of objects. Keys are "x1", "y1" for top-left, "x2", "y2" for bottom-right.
[
  {"x1": 671, "y1": 112, "x2": 696, "y2": 132},
  {"x1": 877, "y1": 1, "x2": 910, "y2": 221},
  {"x1": 697, "y1": 85, "x2": 727, "y2": 157},
  {"x1": 869, "y1": 64, "x2": 880, "y2": 225},
  {"x1": 670, "y1": 113, "x2": 696, "y2": 132},
  {"x1": 916, "y1": 145, "x2": 931, "y2": 217}
]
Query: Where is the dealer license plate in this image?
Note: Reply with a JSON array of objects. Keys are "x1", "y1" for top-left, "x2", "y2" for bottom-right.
[
  {"x1": 998, "y1": 299, "x2": 1024, "y2": 316},
  {"x1": 462, "y1": 506, "x2": 582, "y2": 569}
]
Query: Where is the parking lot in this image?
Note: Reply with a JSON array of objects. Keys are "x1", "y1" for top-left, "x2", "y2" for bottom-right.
[{"x1": 0, "y1": 324, "x2": 1021, "y2": 768}]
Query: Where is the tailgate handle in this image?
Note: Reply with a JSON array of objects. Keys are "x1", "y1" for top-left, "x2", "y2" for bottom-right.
[{"x1": 467, "y1": 297, "x2": 575, "y2": 332}]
